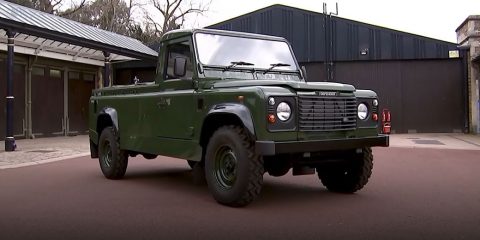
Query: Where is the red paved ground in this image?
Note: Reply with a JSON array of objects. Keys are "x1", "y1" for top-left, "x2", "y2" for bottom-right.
[{"x1": 0, "y1": 147, "x2": 479, "y2": 240}]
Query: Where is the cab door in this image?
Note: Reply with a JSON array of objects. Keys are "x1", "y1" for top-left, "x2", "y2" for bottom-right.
[{"x1": 155, "y1": 37, "x2": 197, "y2": 140}]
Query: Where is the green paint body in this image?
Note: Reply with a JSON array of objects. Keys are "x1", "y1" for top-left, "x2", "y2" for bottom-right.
[{"x1": 89, "y1": 29, "x2": 387, "y2": 162}]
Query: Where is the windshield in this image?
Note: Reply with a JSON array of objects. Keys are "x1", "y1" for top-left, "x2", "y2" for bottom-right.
[{"x1": 195, "y1": 32, "x2": 298, "y2": 72}]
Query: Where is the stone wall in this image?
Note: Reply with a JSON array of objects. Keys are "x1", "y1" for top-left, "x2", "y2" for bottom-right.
[{"x1": 457, "y1": 15, "x2": 480, "y2": 133}]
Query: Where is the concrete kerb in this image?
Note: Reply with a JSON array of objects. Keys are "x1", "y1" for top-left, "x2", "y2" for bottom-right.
[
  {"x1": 0, "y1": 133, "x2": 479, "y2": 170},
  {"x1": 0, "y1": 135, "x2": 90, "y2": 170},
  {"x1": 388, "y1": 133, "x2": 480, "y2": 150},
  {"x1": 0, "y1": 153, "x2": 90, "y2": 170}
]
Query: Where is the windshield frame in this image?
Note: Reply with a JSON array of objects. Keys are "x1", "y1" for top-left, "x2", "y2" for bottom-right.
[{"x1": 192, "y1": 30, "x2": 302, "y2": 76}]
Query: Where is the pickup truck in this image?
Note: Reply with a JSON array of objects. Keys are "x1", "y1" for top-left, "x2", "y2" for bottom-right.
[{"x1": 89, "y1": 28, "x2": 389, "y2": 207}]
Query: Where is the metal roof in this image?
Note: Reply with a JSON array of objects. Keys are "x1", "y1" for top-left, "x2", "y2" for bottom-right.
[
  {"x1": 208, "y1": 4, "x2": 458, "y2": 62},
  {"x1": 0, "y1": 0, "x2": 158, "y2": 65}
]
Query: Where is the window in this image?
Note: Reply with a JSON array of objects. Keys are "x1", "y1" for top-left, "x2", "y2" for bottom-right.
[
  {"x1": 83, "y1": 73, "x2": 95, "y2": 82},
  {"x1": 195, "y1": 33, "x2": 297, "y2": 71},
  {"x1": 32, "y1": 67, "x2": 45, "y2": 76},
  {"x1": 68, "y1": 71, "x2": 80, "y2": 80},
  {"x1": 165, "y1": 41, "x2": 193, "y2": 79},
  {"x1": 50, "y1": 69, "x2": 61, "y2": 78}
]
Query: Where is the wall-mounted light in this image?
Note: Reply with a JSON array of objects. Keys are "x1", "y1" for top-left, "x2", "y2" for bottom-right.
[{"x1": 360, "y1": 48, "x2": 369, "y2": 55}]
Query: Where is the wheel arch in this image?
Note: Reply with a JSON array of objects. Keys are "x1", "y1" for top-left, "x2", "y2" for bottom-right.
[
  {"x1": 96, "y1": 107, "x2": 119, "y2": 139},
  {"x1": 200, "y1": 104, "x2": 256, "y2": 149},
  {"x1": 91, "y1": 108, "x2": 119, "y2": 159}
]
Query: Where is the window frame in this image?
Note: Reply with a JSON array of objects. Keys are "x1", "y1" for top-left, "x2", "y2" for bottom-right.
[{"x1": 163, "y1": 37, "x2": 196, "y2": 81}]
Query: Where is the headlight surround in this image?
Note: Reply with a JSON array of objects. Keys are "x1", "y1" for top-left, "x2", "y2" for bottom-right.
[
  {"x1": 358, "y1": 103, "x2": 368, "y2": 120},
  {"x1": 276, "y1": 102, "x2": 291, "y2": 121},
  {"x1": 267, "y1": 96, "x2": 296, "y2": 132}
]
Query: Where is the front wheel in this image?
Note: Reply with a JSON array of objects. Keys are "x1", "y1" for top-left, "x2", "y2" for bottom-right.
[
  {"x1": 205, "y1": 125, "x2": 264, "y2": 207},
  {"x1": 98, "y1": 127, "x2": 128, "y2": 179},
  {"x1": 316, "y1": 147, "x2": 373, "y2": 193}
]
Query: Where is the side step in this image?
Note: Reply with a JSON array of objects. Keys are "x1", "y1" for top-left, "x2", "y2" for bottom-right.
[{"x1": 292, "y1": 166, "x2": 315, "y2": 176}]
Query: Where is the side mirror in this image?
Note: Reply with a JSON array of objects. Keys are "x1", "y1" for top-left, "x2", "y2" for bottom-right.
[
  {"x1": 301, "y1": 66, "x2": 308, "y2": 81},
  {"x1": 174, "y1": 57, "x2": 187, "y2": 77}
]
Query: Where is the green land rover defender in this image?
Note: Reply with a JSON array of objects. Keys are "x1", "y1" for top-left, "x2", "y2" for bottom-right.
[{"x1": 89, "y1": 29, "x2": 389, "y2": 207}]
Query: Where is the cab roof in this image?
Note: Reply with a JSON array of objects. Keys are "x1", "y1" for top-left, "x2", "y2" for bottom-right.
[{"x1": 161, "y1": 28, "x2": 288, "y2": 43}]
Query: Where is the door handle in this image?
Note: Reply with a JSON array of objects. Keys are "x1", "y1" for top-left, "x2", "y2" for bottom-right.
[{"x1": 157, "y1": 98, "x2": 170, "y2": 108}]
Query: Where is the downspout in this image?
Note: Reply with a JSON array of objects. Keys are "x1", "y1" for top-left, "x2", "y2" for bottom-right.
[
  {"x1": 64, "y1": 66, "x2": 69, "y2": 136},
  {"x1": 26, "y1": 56, "x2": 34, "y2": 138},
  {"x1": 323, "y1": 3, "x2": 328, "y2": 81}
]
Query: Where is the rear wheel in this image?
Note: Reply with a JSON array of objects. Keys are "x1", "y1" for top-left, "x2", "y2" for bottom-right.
[
  {"x1": 316, "y1": 147, "x2": 373, "y2": 193},
  {"x1": 98, "y1": 127, "x2": 128, "y2": 179},
  {"x1": 205, "y1": 125, "x2": 264, "y2": 207}
]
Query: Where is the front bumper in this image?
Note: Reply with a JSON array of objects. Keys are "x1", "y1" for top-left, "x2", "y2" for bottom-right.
[{"x1": 255, "y1": 135, "x2": 389, "y2": 156}]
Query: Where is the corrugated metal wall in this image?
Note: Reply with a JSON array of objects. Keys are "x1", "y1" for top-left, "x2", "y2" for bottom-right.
[
  {"x1": 303, "y1": 59, "x2": 466, "y2": 133},
  {"x1": 208, "y1": 5, "x2": 457, "y2": 63}
]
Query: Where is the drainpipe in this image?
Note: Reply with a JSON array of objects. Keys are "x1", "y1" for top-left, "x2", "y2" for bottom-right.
[
  {"x1": 5, "y1": 30, "x2": 16, "y2": 151},
  {"x1": 64, "y1": 66, "x2": 69, "y2": 136},
  {"x1": 26, "y1": 56, "x2": 34, "y2": 138},
  {"x1": 103, "y1": 51, "x2": 111, "y2": 87}
]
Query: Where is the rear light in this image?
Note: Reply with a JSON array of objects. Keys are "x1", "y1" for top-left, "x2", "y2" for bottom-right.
[
  {"x1": 382, "y1": 111, "x2": 391, "y2": 122},
  {"x1": 372, "y1": 113, "x2": 378, "y2": 121},
  {"x1": 381, "y1": 109, "x2": 391, "y2": 134},
  {"x1": 383, "y1": 124, "x2": 391, "y2": 134}
]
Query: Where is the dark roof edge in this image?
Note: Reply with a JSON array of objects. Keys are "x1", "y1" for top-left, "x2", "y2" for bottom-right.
[
  {"x1": 208, "y1": 4, "x2": 458, "y2": 45},
  {"x1": 0, "y1": 18, "x2": 157, "y2": 61}
]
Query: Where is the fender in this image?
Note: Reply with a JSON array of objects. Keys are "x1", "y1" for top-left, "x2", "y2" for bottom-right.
[
  {"x1": 205, "y1": 103, "x2": 255, "y2": 136},
  {"x1": 97, "y1": 107, "x2": 119, "y2": 133}
]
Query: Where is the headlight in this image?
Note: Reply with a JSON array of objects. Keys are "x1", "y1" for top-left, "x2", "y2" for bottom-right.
[
  {"x1": 276, "y1": 102, "x2": 291, "y2": 121},
  {"x1": 373, "y1": 99, "x2": 378, "y2": 107},
  {"x1": 358, "y1": 103, "x2": 368, "y2": 120}
]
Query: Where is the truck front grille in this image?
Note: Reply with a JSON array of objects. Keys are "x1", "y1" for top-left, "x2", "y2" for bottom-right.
[{"x1": 298, "y1": 96, "x2": 357, "y2": 131}]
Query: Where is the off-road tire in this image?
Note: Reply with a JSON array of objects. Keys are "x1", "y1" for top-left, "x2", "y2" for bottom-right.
[
  {"x1": 205, "y1": 125, "x2": 264, "y2": 207},
  {"x1": 317, "y1": 147, "x2": 373, "y2": 193},
  {"x1": 98, "y1": 127, "x2": 128, "y2": 179}
]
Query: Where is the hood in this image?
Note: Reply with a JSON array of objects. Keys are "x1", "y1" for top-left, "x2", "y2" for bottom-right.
[{"x1": 212, "y1": 80, "x2": 355, "y2": 92}]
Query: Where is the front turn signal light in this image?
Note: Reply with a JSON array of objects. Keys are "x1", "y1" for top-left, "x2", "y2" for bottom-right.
[
  {"x1": 372, "y1": 113, "x2": 378, "y2": 121},
  {"x1": 267, "y1": 114, "x2": 276, "y2": 124}
]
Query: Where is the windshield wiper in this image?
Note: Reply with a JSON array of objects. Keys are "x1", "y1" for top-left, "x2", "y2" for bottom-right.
[
  {"x1": 263, "y1": 63, "x2": 291, "y2": 74},
  {"x1": 223, "y1": 61, "x2": 254, "y2": 72}
]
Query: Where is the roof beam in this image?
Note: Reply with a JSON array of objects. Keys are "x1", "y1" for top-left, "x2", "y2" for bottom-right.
[
  {"x1": 72, "y1": 47, "x2": 85, "y2": 60},
  {"x1": 34, "y1": 40, "x2": 47, "y2": 55},
  {"x1": 0, "y1": 42, "x2": 104, "y2": 66}
]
